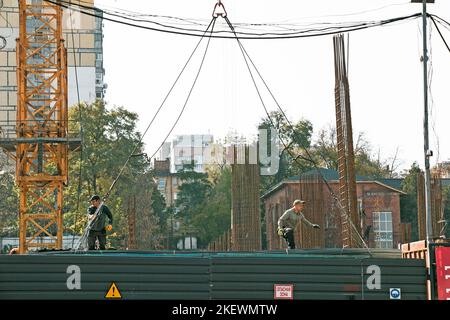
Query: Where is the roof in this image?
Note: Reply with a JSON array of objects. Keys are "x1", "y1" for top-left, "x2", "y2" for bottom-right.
[{"x1": 261, "y1": 168, "x2": 406, "y2": 199}]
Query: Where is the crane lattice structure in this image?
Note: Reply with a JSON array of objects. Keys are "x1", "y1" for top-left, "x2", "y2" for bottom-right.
[{"x1": 0, "y1": 0, "x2": 80, "y2": 253}]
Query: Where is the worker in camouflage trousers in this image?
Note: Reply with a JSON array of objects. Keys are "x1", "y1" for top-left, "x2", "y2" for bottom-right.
[
  {"x1": 87, "y1": 195, "x2": 113, "y2": 250},
  {"x1": 277, "y1": 199, "x2": 320, "y2": 249}
]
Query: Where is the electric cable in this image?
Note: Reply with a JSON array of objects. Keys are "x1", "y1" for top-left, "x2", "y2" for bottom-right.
[
  {"x1": 430, "y1": 15, "x2": 450, "y2": 53},
  {"x1": 68, "y1": 7, "x2": 85, "y2": 248},
  {"x1": 45, "y1": 0, "x2": 422, "y2": 40},
  {"x1": 59, "y1": 0, "x2": 414, "y2": 34}
]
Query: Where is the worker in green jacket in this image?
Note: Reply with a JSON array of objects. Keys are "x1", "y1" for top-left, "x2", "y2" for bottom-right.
[
  {"x1": 87, "y1": 195, "x2": 113, "y2": 250},
  {"x1": 277, "y1": 199, "x2": 320, "y2": 249}
]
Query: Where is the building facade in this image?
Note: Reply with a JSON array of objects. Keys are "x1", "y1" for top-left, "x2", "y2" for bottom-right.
[
  {"x1": 263, "y1": 169, "x2": 405, "y2": 250},
  {"x1": 153, "y1": 158, "x2": 180, "y2": 206},
  {"x1": 171, "y1": 134, "x2": 214, "y2": 173}
]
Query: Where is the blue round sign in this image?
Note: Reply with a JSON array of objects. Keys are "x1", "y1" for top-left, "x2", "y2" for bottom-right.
[{"x1": 390, "y1": 288, "x2": 401, "y2": 299}]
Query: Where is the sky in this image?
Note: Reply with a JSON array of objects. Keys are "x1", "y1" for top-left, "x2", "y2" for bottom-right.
[{"x1": 97, "y1": 0, "x2": 450, "y2": 173}]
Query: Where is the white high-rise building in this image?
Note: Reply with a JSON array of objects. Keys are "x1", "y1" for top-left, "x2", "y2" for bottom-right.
[
  {"x1": 167, "y1": 134, "x2": 214, "y2": 173},
  {"x1": 0, "y1": 0, "x2": 106, "y2": 170}
]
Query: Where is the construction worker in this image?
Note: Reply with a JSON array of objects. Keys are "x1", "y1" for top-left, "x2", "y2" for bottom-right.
[
  {"x1": 277, "y1": 199, "x2": 320, "y2": 249},
  {"x1": 87, "y1": 195, "x2": 113, "y2": 250}
]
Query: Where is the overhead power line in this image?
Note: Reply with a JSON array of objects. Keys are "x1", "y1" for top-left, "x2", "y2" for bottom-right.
[
  {"x1": 44, "y1": 0, "x2": 423, "y2": 40},
  {"x1": 429, "y1": 15, "x2": 450, "y2": 53}
]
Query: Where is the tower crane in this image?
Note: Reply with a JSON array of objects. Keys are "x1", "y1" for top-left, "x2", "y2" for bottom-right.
[{"x1": 0, "y1": 0, "x2": 80, "y2": 253}]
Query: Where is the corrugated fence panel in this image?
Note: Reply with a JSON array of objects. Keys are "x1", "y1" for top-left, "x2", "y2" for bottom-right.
[
  {"x1": 210, "y1": 256, "x2": 426, "y2": 300},
  {"x1": 0, "y1": 255, "x2": 210, "y2": 300},
  {"x1": 0, "y1": 252, "x2": 426, "y2": 300}
]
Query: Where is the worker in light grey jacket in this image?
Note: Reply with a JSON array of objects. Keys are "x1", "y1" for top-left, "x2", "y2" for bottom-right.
[{"x1": 277, "y1": 199, "x2": 320, "y2": 249}]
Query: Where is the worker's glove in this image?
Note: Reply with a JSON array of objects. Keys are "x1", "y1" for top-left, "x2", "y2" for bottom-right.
[
  {"x1": 277, "y1": 228, "x2": 285, "y2": 236},
  {"x1": 312, "y1": 224, "x2": 320, "y2": 229},
  {"x1": 105, "y1": 224, "x2": 113, "y2": 232}
]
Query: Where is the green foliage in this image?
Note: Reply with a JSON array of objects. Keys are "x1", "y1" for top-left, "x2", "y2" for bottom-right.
[
  {"x1": 441, "y1": 185, "x2": 450, "y2": 238},
  {"x1": 175, "y1": 164, "x2": 212, "y2": 218},
  {"x1": 258, "y1": 110, "x2": 314, "y2": 193},
  {"x1": 64, "y1": 100, "x2": 163, "y2": 249},
  {"x1": 400, "y1": 162, "x2": 421, "y2": 241},
  {"x1": 190, "y1": 167, "x2": 232, "y2": 246},
  {"x1": 311, "y1": 127, "x2": 394, "y2": 179},
  {"x1": 0, "y1": 164, "x2": 18, "y2": 237}
]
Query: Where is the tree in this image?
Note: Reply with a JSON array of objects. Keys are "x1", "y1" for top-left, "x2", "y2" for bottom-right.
[
  {"x1": 400, "y1": 162, "x2": 421, "y2": 241},
  {"x1": 175, "y1": 164, "x2": 212, "y2": 215},
  {"x1": 64, "y1": 100, "x2": 156, "y2": 248},
  {"x1": 311, "y1": 127, "x2": 399, "y2": 179},
  {"x1": 191, "y1": 166, "x2": 232, "y2": 246},
  {"x1": 258, "y1": 110, "x2": 314, "y2": 193},
  {"x1": 174, "y1": 164, "x2": 212, "y2": 245},
  {"x1": 0, "y1": 153, "x2": 18, "y2": 250},
  {"x1": 133, "y1": 173, "x2": 166, "y2": 249}
]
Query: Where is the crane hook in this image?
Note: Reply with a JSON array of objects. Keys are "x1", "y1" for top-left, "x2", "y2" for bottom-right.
[{"x1": 212, "y1": 0, "x2": 227, "y2": 18}]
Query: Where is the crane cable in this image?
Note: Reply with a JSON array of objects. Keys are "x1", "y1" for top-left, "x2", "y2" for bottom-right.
[
  {"x1": 73, "y1": 16, "x2": 217, "y2": 251},
  {"x1": 223, "y1": 15, "x2": 371, "y2": 253},
  {"x1": 68, "y1": 7, "x2": 86, "y2": 248}
]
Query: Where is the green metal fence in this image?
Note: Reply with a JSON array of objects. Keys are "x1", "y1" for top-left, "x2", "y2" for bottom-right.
[{"x1": 0, "y1": 250, "x2": 426, "y2": 300}]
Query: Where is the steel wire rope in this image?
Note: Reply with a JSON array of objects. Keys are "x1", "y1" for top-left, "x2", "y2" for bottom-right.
[
  {"x1": 73, "y1": 17, "x2": 217, "y2": 251},
  {"x1": 224, "y1": 15, "x2": 371, "y2": 253},
  {"x1": 68, "y1": 7, "x2": 86, "y2": 248}
]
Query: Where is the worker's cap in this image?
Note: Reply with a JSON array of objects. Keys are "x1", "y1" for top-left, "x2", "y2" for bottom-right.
[
  {"x1": 89, "y1": 195, "x2": 101, "y2": 202},
  {"x1": 293, "y1": 199, "x2": 306, "y2": 206}
]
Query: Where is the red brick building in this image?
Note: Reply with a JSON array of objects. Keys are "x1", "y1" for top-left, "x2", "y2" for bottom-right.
[{"x1": 262, "y1": 169, "x2": 405, "y2": 250}]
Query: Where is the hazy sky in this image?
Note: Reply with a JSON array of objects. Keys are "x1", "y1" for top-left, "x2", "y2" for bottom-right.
[{"x1": 96, "y1": 0, "x2": 450, "y2": 172}]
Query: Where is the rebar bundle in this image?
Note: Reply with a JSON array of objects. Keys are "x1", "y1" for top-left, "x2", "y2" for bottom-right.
[
  {"x1": 231, "y1": 145, "x2": 262, "y2": 251},
  {"x1": 207, "y1": 229, "x2": 231, "y2": 252},
  {"x1": 333, "y1": 34, "x2": 360, "y2": 248},
  {"x1": 127, "y1": 196, "x2": 137, "y2": 250},
  {"x1": 297, "y1": 174, "x2": 327, "y2": 248}
]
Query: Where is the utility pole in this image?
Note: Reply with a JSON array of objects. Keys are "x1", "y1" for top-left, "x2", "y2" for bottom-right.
[
  {"x1": 413, "y1": 0, "x2": 435, "y2": 299},
  {"x1": 422, "y1": 0, "x2": 433, "y2": 245},
  {"x1": 412, "y1": 0, "x2": 435, "y2": 243}
]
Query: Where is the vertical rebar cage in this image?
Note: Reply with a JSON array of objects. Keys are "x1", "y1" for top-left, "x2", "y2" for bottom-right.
[
  {"x1": 16, "y1": 0, "x2": 68, "y2": 253},
  {"x1": 333, "y1": 34, "x2": 359, "y2": 248}
]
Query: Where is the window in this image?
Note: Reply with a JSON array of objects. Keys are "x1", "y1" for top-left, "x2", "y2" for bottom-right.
[
  {"x1": 157, "y1": 179, "x2": 166, "y2": 191},
  {"x1": 372, "y1": 212, "x2": 393, "y2": 249}
]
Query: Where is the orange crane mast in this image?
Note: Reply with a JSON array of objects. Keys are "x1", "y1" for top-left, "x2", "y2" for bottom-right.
[{"x1": 0, "y1": 0, "x2": 79, "y2": 253}]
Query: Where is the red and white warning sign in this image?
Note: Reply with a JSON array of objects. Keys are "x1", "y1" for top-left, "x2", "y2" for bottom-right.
[
  {"x1": 435, "y1": 247, "x2": 450, "y2": 300},
  {"x1": 274, "y1": 284, "x2": 294, "y2": 300}
]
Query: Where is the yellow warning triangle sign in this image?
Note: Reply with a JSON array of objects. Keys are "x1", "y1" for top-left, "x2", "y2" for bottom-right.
[{"x1": 105, "y1": 282, "x2": 122, "y2": 299}]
